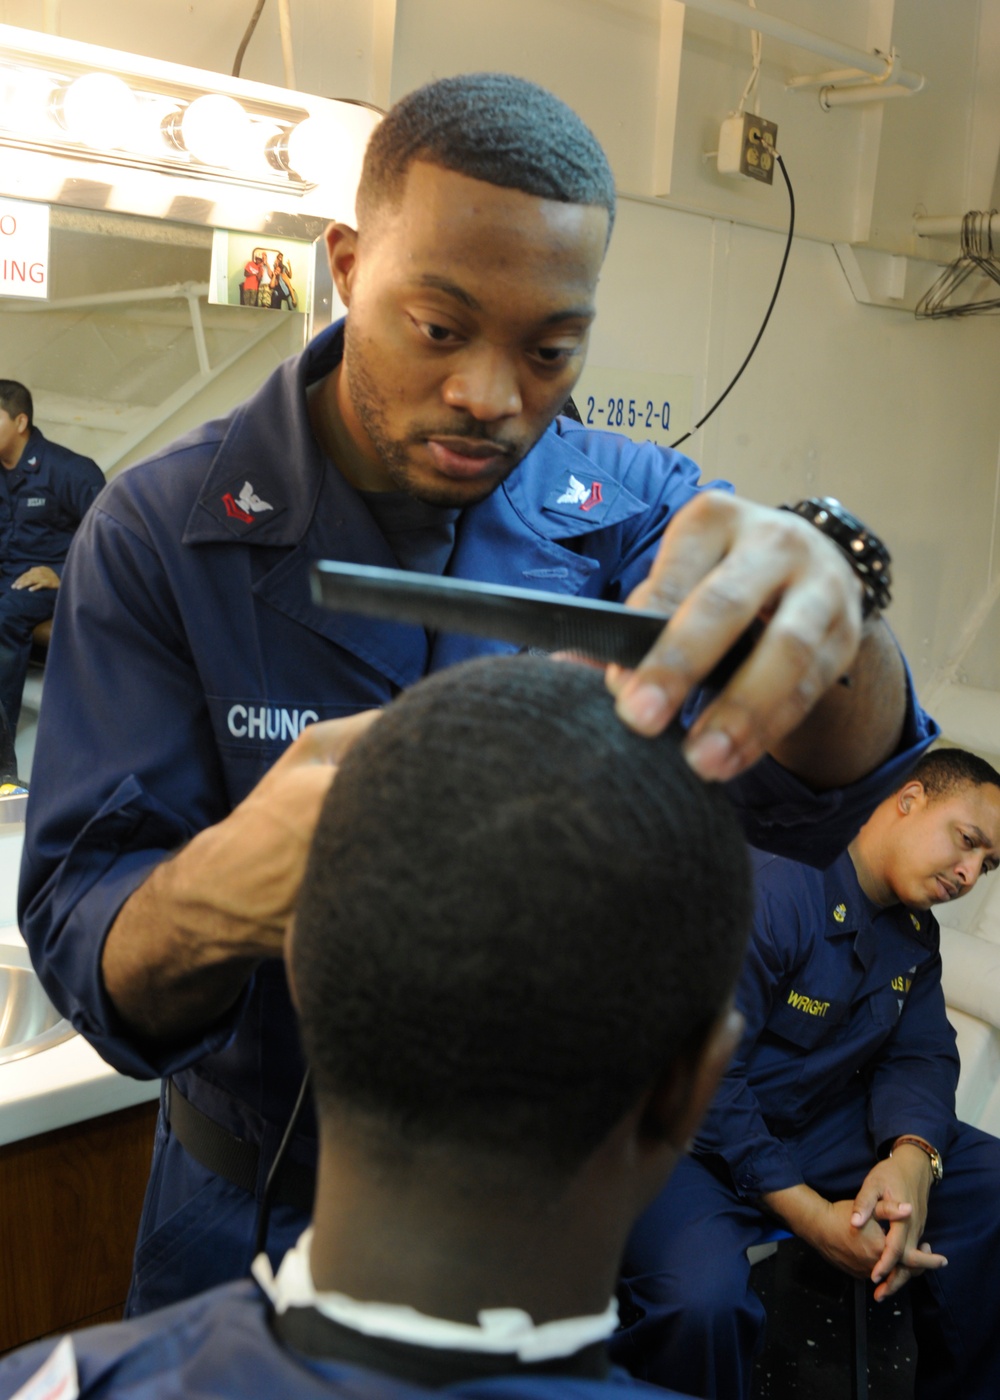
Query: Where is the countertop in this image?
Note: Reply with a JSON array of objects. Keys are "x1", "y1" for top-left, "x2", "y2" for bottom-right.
[{"x1": 0, "y1": 806, "x2": 159, "y2": 1149}]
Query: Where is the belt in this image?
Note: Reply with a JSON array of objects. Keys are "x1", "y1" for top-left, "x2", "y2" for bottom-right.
[{"x1": 165, "y1": 1077, "x2": 315, "y2": 1214}]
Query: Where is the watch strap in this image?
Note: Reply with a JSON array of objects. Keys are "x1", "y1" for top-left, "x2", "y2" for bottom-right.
[{"x1": 891, "y1": 1134, "x2": 944, "y2": 1183}]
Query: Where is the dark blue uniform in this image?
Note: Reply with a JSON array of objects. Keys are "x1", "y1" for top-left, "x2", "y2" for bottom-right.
[
  {"x1": 18, "y1": 321, "x2": 938, "y2": 1314},
  {"x1": 0, "y1": 1276, "x2": 698, "y2": 1400},
  {"x1": 611, "y1": 847, "x2": 1000, "y2": 1400},
  {"x1": 0, "y1": 426, "x2": 103, "y2": 731}
]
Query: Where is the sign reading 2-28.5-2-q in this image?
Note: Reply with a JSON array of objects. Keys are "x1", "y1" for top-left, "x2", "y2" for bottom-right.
[
  {"x1": 572, "y1": 367, "x2": 693, "y2": 449},
  {"x1": 585, "y1": 395, "x2": 673, "y2": 434}
]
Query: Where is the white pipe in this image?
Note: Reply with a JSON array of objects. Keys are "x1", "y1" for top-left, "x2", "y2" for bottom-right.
[
  {"x1": 820, "y1": 79, "x2": 924, "y2": 108},
  {"x1": 41, "y1": 0, "x2": 59, "y2": 35},
  {"x1": 915, "y1": 214, "x2": 1000, "y2": 240},
  {"x1": 787, "y1": 66, "x2": 883, "y2": 90},
  {"x1": 680, "y1": 0, "x2": 924, "y2": 91},
  {"x1": 185, "y1": 292, "x2": 211, "y2": 377},
  {"x1": 789, "y1": 47, "x2": 901, "y2": 92},
  {"x1": 3, "y1": 282, "x2": 210, "y2": 312},
  {"x1": 277, "y1": 0, "x2": 296, "y2": 90}
]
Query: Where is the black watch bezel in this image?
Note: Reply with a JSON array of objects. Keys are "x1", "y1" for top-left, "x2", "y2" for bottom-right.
[{"x1": 780, "y1": 497, "x2": 892, "y2": 617}]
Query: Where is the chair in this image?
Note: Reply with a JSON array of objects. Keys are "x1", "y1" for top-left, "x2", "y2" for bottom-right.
[{"x1": 749, "y1": 1226, "x2": 869, "y2": 1400}]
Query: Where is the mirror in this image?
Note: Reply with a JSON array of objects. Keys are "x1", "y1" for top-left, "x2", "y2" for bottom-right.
[
  {"x1": 1, "y1": 204, "x2": 328, "y2": 476},
  {"x1": 1, "y1": 207, "x2": 336, "y2": 781}
]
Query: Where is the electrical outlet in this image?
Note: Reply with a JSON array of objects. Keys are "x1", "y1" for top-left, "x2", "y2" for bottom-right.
[{"x1": 717, "y1": 112, "x2": 778, "y2": 185}]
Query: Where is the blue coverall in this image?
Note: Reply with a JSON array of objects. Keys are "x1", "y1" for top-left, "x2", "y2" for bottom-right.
[
  {"x1": 0, "y1": 1274, "x2": 696, "y2": 1400},
  {"x1": 0, "y1": 427, "x2": 104, "y2": 731},
  {"x1": 610, "y1": 846, "x2": 1000, "y2": 1400},
  {"x1": 18, "y1": 321, "x2": 938, "y2": 1314}
]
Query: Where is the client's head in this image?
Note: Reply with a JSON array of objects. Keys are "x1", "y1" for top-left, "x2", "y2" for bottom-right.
[{"x1": 291, "y1": 655, "x2": 752, "y2": 1208}]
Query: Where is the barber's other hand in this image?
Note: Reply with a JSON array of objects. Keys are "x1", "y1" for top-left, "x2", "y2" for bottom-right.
[
  {"x1": 606, "y1": 492, "x2": 863, "y2": 780},
  {"x1": 101, "y1": 711, "x2": 380, "y2": 1042},
  {"x1": 12, "y1": 565, "x2": 60, "y2": 591},
  {"x1": 171, "y1": 710, "x2": 379, "y2": 957}
]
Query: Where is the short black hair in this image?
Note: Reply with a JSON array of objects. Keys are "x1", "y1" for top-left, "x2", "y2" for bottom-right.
[
  {"x1": 908, "y1": 746, "x2": 1000, "y2": 801},
  {"x1": 293, "y1": 656, "x2": 751, "y2": 1182},
  {"x1": 0, "y1": 380, "x2": 32, "y2": 428},
  {"x1": 356, "y1": 73, "x2": 616, "y2": 238}
]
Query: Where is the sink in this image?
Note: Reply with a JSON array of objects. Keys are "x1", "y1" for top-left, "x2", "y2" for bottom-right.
[
  {"x1": 1, "y1": 790, "x2": 28, "y2": 928},
  {"x1": 0, "y1": 790, "x2": 28, "y2": 826},
  {"x1": 0, "y1": 944, "x2": 76, "y2": 1066},
  {"x1": 0, "y1": 791, "x2": 76, "y2": 1064}
]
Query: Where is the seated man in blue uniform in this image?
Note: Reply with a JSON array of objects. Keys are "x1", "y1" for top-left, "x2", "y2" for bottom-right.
[
  {"x1": 19, "y1": 72, "x2": 936, "y2": 1314},
  {"x1": 0, "y1": 379, "x2": 104, "y2": 763},
  {"x1": 610, "y1": 746, "x2": 1000, "y2": 1400},
  {"x1": 3, "y1": 655, "x2": 756, "y2": 1400}
]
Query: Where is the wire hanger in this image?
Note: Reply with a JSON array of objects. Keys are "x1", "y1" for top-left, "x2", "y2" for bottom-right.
[{"x1": 916, "y1": 210, "x2": 1000, "y2": 318}]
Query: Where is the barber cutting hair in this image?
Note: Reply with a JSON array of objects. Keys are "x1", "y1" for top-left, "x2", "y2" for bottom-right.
[{"x1": 20, "y1": 72, "x2": 935, "y2": 1312}]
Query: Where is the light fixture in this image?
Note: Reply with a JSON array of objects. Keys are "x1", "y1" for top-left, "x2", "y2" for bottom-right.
[{"x1": 0, "y1": 23, "x2": 382, "y2": 233}]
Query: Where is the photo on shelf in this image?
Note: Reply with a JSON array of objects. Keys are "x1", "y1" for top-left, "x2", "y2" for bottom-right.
[{"x1": 209, "y1": 229, "x2": 312, "y2": 314}]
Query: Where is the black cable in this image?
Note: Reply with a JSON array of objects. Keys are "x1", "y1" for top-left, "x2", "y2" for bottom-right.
[
  {"x1": 252, "y1": 1067, "x2": 312, "y2": 1260},
  {"x1": 670, "y1": 152, "x2": 795, "y2": 450},
  {"x1": 232, "y1": 0, "x2": 268, "y2": 78}
]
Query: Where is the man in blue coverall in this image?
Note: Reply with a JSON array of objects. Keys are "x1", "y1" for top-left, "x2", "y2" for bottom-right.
[
  {"x1": 19, "y1": 73, "x2": 936, "y2": 1314},
  {"x1": 0, "y1": 378, "x2": 104, "y2": 767},
  {"x1": 3, "y1": 656, "x2": 757, "y2": 1400},
  {"x1": 611, "y1": 746, "x2": 1000, "y2": 1400}
]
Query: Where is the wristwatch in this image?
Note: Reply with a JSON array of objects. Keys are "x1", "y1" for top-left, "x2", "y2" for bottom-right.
[
  {"x1": 891, "y1": 1134, "x2": 944, "y2": 1184},
  {"x1": 780, "y1": 497, "x2": 892, "y2": 618}
]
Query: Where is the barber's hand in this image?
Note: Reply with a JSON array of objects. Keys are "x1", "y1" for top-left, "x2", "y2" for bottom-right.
[
  {"x1": 851, "y1": 1151, "x2": 946, "y2": 1301},
  {"x1": 169, "y1": 710, "x2": 380, "y2": 958},
  {"x1": 12, "y1": 565, "x2": 60, "y2": 591},
  {"x1": 607, "y1": 492, "x2": 864, "y2": 780},
  {"x1": 102, "y1": 710, "x2": 381, "y2": 1041}
]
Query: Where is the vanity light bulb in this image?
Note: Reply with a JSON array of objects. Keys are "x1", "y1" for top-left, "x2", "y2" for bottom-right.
[
  {"x1": 285, "y1": 106, "x2": 381, "y2": 205},
  {"x1": 180, "y1": 94, "x2": 252, "y2": 167},
  {"x1": 0, "y1": 67, "x2": 56, "y2": 137},
  {"x1": 284, "y1": 116, "x2": 331, "y2": 182},
  {"x1": 60, "y1": 72, "x2": 137, "y2": 149}
]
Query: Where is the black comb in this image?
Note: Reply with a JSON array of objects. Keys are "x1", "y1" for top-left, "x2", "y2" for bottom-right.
[{"x1": 311, "y1": 561, "x2": 756, "y2": 687}]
